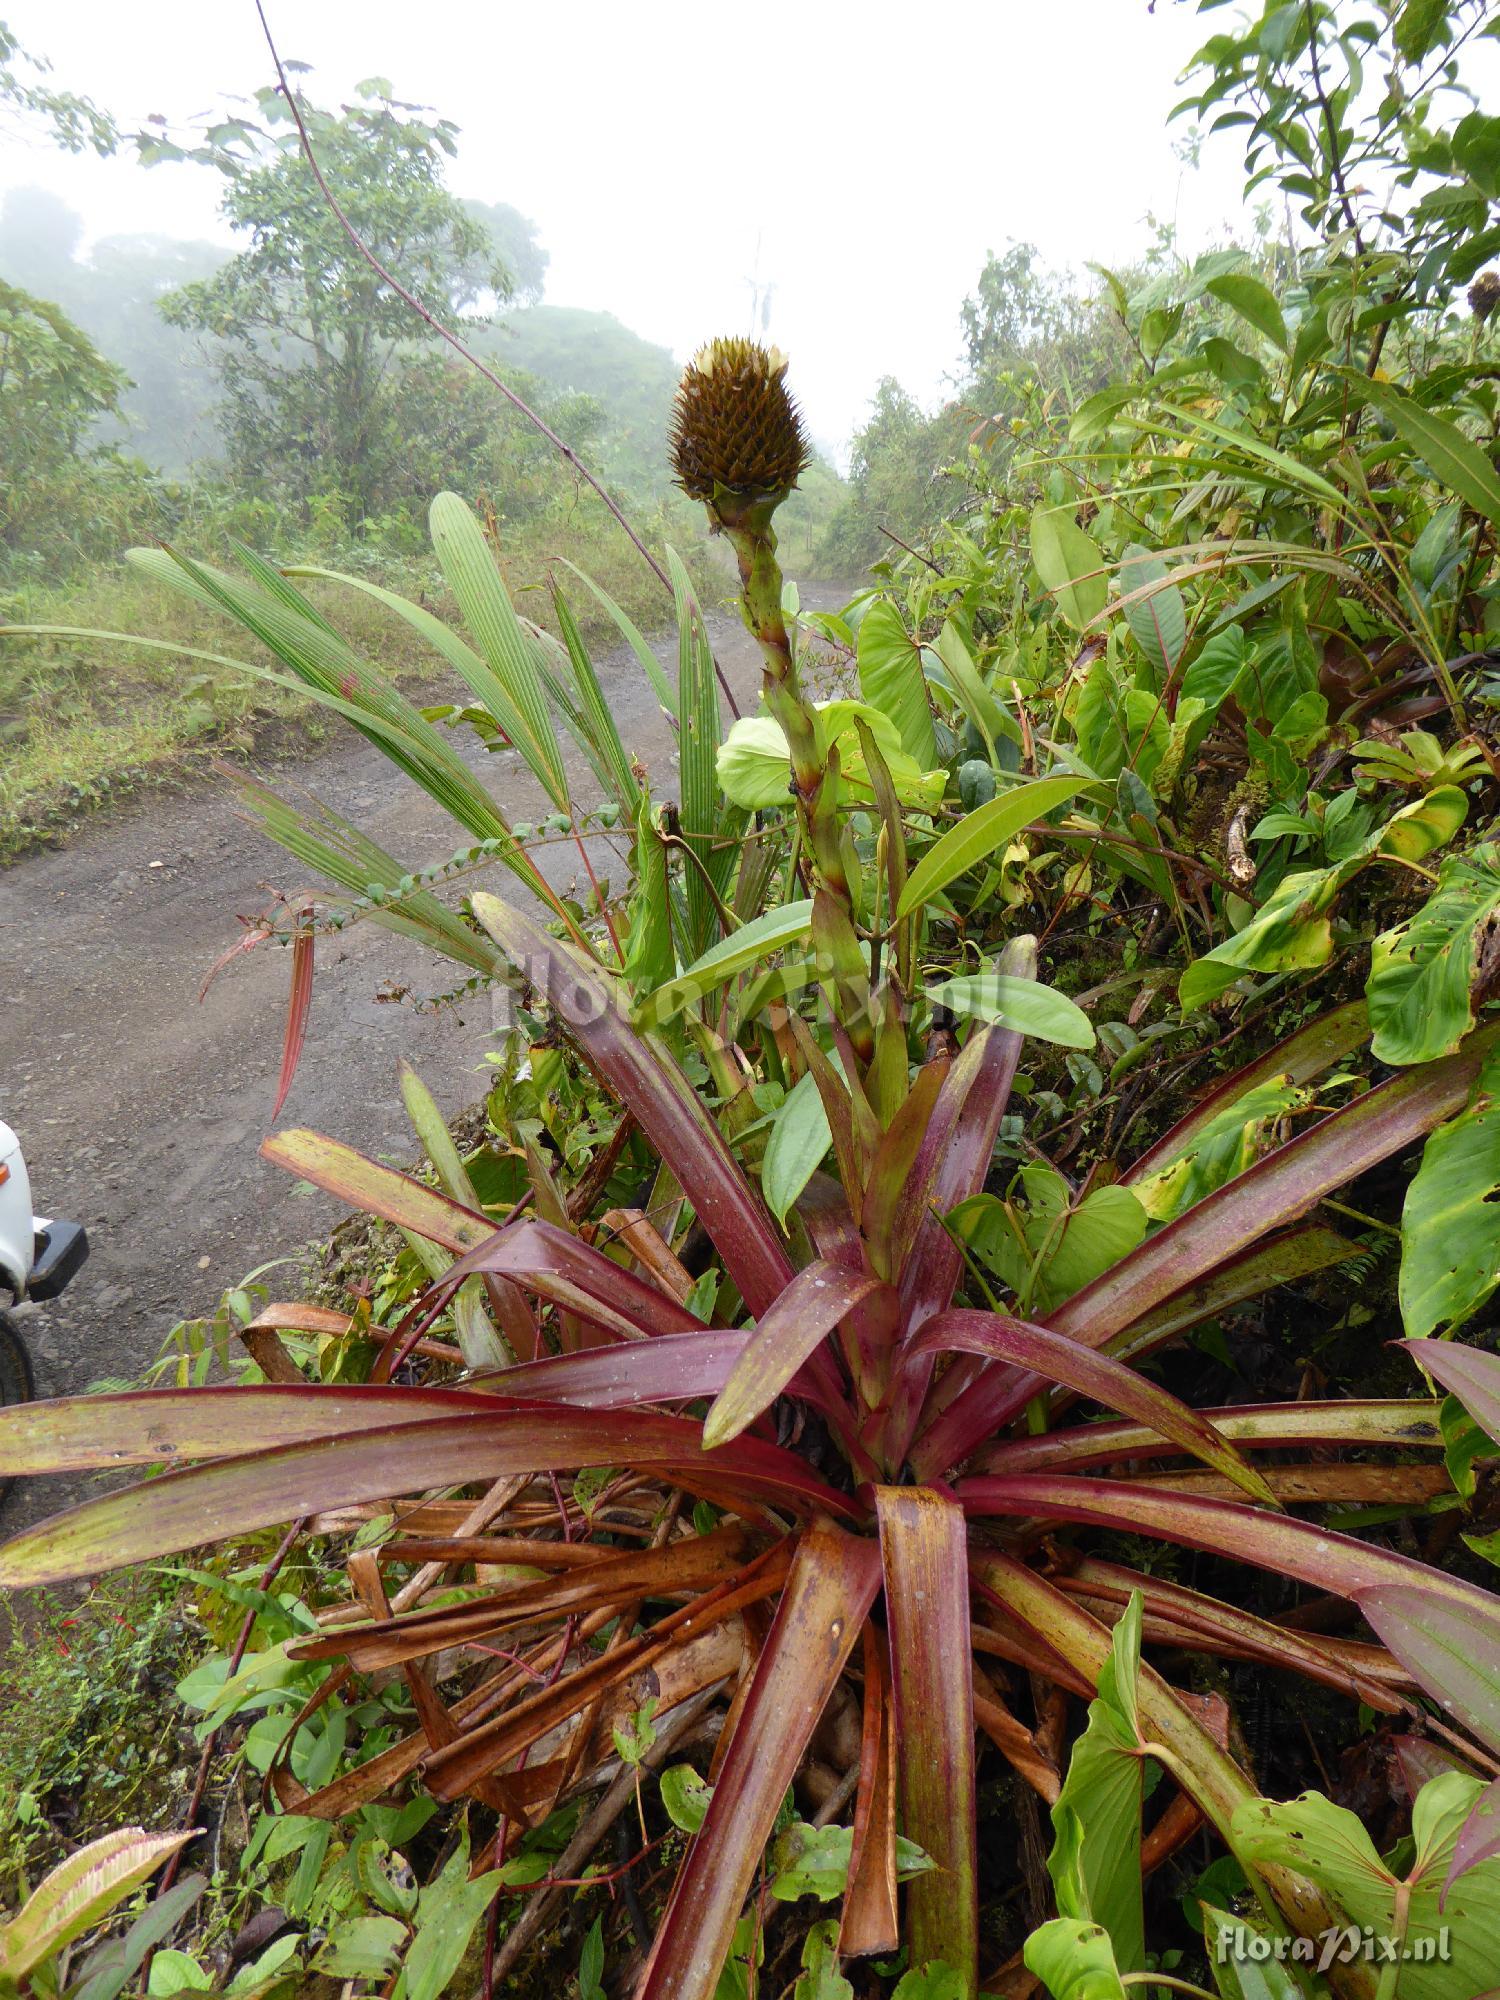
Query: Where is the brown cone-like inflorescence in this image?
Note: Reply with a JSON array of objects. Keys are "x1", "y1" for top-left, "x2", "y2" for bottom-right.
[
  {"x1": 1470, "y1": 271, "x2": 1500, "y2": 324},
  {"x1": 669, "y1": 337, "x2": 812, "y2": 504}
]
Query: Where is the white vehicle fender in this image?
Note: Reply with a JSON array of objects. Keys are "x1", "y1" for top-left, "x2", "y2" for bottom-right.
[{"x1": 0, "y1": 1121, "x2": 34, "y2": 1299}]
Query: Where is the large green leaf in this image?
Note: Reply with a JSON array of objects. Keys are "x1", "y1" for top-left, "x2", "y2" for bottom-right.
[
  {"x1": 1198, "y1": 1906, "x2": 1310, "y2": 2000},
  {"x1": 1181, "y1": 787, "x2": 1468, "y2": 1011},
  {"x1": 1180, "y1": 623, "x2": 1248, "y2": 710},
  {"x1": 857, "y1": 599, "x2": 937, "y2": 766},
  {"x1": 1232, "y1": 1774, "x2": 1500, "y2": 2000},
  {"x1": 1369, "y1": 843, "x2": 1500, "y2": 1067},
  {"x1": 761, "y1": 1070, "x2": 833, "y2": 1225},
  {"x1": 929, "y1": 619, "x2": 1014, "y2": 756},
  {"x1": 896, "y1": 775, "x2": 1091, "y2": 920},
  {"x1": 718, "y1": 709, "x2": 943, "y2": 813},
  {"x1": 1030, "y1": 505, "x2": 1109, "y2": 630},
  {"x1": 928, "y1": 971, "x2": 1095, "y2": 1049},
  {"x1": 404, "y1": 1843, "x2": 503, "y2": 2000},
  {"x1": 1119, "y1": 544, "x2": 1186, "y2": 681},
  {"x1": 1204, "y1": 272, "x2": 1288, "y2": 351},
  {"x1": 635, "y1": 901, "x2": 815, "y2": 1030},
  {"x1": 1047, "y1": 1594, "x2": 1145, "y2": 1973},
  {"x1": 1129, "y1": 1075, "x2": 1312, "y2": 1222},
  {"x1": 1400, "y1": 1045, "x2": 1500, "y2": 1338},
  {"x1": 1180, "y1": 864, "x2": 1354, "y2": 1013},
  {"x1": 1023, "y1": 1918, "x2": 1128, "y2": 2000},
  {"x1": 624, "y1": 792, "x2": 676, "y2": 995},
  {"x1": 1353, "y1": 375, "x2": 1500, "y2": 529},
  {"x1": 949, "y1": 1166, "x2": 1148, "y2": 1317},
  {"x1": 427, "y1": 493, "x2": 569, "y2": 809}
]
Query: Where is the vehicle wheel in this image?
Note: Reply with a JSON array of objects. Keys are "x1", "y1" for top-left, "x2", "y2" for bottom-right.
[{"x1": 0, "y1": 1308, "x2": 33, "y2": 1502}]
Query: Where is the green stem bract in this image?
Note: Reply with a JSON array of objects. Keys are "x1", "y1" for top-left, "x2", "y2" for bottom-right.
[{"x1": 715, "y1": 492, "x2": 874, "y2": 1063}]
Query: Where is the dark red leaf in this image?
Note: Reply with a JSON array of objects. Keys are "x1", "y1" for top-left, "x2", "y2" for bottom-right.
[
  {"x1": 272, "y1": 922, "x2": 315, "y2": 1119},
  {"x1": 638, "y1": 1523, "x2": 882, "y2": 2000},
  {"x1": 471, "y1": 895, "x2": 794, "y2": 1316},
  {"x1": 0, "y1": 1407, "x2": 860, "y2": 1586},
  {"x1": 875, "y1": 1486, "x2": 978, "y2": 1988}
]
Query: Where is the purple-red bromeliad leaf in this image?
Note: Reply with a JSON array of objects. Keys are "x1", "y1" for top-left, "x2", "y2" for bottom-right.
[
  {"x1": 637, "y1": 1523, "x2": 882, "y2": 2000},
  {"x1": 875, "y1": 1486, "x2": 978, "y2": 1991},
  {"x1": 0, "y1": 1407, "x2": 859, "y2": 1587},
  {"x1": 916, "y1": 1023, "x2": 1500, "y2": 1476},
  {"x1": 470, "y1": 893, "x2": 794, "y2": 1317}
]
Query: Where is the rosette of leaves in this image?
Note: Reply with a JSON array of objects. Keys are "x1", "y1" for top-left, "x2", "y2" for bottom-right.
[{"x1": 7, "y1": 915, "x2": 1500, "y2": 1998}]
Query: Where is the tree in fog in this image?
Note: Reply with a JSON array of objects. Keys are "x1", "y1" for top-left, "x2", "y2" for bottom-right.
[{"x1": 157, "y1": 77, "x2": 540, "y2": 523}]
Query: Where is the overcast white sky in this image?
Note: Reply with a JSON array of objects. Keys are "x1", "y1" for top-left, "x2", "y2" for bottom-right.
[{"x1": 0, "y1": 0, "x2": 1256, "y2": 455}]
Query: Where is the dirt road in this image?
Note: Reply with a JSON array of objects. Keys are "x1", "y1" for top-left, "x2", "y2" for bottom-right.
[{"x1": 0, "y1": 582, "x2": 850, "y2": 1524}]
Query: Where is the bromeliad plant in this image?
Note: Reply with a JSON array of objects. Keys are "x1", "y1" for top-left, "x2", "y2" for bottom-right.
[{"x1": 8, "y1": 343, "x2": 1500, "y2": 1998}]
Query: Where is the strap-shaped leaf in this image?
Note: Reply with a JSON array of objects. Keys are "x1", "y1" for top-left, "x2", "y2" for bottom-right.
[
  {"x1": 667, "y1": 544, "x2": 723, "y2": 958},
  {"x1": 634, "y1": 900, "x2": 814, "y2": 1029},
  {"x1": 127, "y1": 546, "x2": 518, "y2": 845},
  {"x1": 875, "y1": 1487, "x2": 978, "y2": 1989},
  {"x1": 228, "y1": 772, "x2": 518, "y2": 969},
  {"x1": 0, "y1": 1406, "x2": 858, "y2": 1587},
  {"x1": 982, "y1": 1486, "x2": 1500, "y2": 1749},
  {"x1": 0, "y1": 1829, "x2": 199, "y2": 1984},
  {"x1": 972, "y1": 1395, "x2": 1443, "y2": 1478},
  {"x1": 1122, "y1": 1001, "x2": 1369, "y2": 1186},
  {"x1": 638, "y1": 1525, "x2": 882, "y2": 2000},
  {"x1": 471, "y1": 893, "x2": 795, "y2": 1316},
  {"x1": 904, "y1": 1313, "x2": 1277, "y2": 1504},
  {"x1": 703, "y1": 1260, "x2": 880, "y2": 1445},
  {"x1": 1352, "y1": 373, "x2": 1500, "y2": 528},
  {"x1": 896, "y1": 775, "x2": 1091, "y2": 919},
  {"x1": 917, "y1": 1020, "x2": 1500, "y2": 1474},
  {"x1": 550, "y1": 580, "x2": 641, "y2": 815},
  {"x1": 440, "y1": 1216, "x2": 705, "y2": 1340},
  {"x1": 1403, "y1": 1339, "x2": 1500, "y2": 1447},
  {"x1": 557, "y1": 555, "x2": 677, "y2": 716},
  {"x1": 0, "y1": 1382, "x2": 500, "y2": 1472},
  {"x1": 1356, "y1": 1587, "x2": 1500, "y2": 1757},
  {"x1": 974, "y1": 1552, "x2": 1355, "y2": 1947},
  {"x1": 262, "y1": 1128, "x2": 494, "y2": 1251},
  {"x1": 428, "y1": 491, "x2": 569, "y2": 808}
]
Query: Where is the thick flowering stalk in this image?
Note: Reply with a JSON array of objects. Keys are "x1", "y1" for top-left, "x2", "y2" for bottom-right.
[{"x1": 671, "y1": 339, "x2": 871, "y2": 1047}]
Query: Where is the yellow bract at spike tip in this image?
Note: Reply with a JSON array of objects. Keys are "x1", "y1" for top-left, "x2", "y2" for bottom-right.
[{"x1": 669, "y1": 336, "x2": 813, "y2": 504}]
